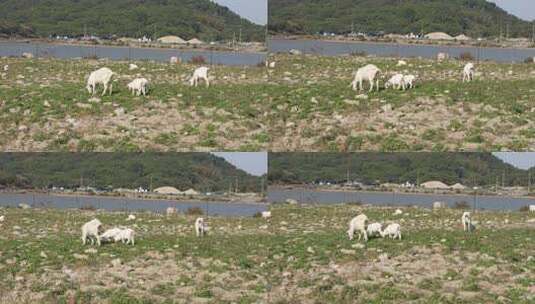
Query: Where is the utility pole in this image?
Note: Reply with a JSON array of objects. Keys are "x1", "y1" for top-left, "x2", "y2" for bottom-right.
[{"x1": 528, "y1": 171, "x2": 531, "y2": 194}]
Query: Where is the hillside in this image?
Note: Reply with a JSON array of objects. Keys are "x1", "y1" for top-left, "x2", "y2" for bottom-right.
[
  {"x1": 268, "y1": 153, "x2": 532, "y2": 187},
  {"x1": 0, "y1": 153, "x2": 262, "y2": 193},
  {"x1": 0, "y1": 0, "x2": 265, "y2": 41},
  {"x1": 269, "y1": 0, "x2": 533, "y2": 38}
]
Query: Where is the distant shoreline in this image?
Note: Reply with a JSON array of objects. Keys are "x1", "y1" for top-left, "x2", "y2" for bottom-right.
[
  {"x1": 0, "y1": 190, "x2": 267, "y2": 205},
  {"x1": 269, "y1": 35, "x2": 535, "y2": 51},
  {"x1": 0, "y1": 38, "x2": 267, "y2": 55}
]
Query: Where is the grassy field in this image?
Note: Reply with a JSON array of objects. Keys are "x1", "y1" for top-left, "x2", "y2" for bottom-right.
[
  {"x1": 0, "y1": 204, "x2": 533, "y2": 303},
  {"x1": 0, "y1": 55, "x2": 534, "y2": 151},
  {"x1": 266, "y1": 54, "x2": 535, "y2": 151}
]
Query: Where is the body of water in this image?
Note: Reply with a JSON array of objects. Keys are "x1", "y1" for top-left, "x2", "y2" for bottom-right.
[
  {"x1": 269, "y1": 38, "x2": 535, "y2": 63},
  {"x1": 0, "y1": 192, "x2": 266, "y2": 217},
  {"x1": 0, "y1": 41, "x2": 266, "y2": 66},
  {"x1": 268, "y1": 188, "x2": 535, "y2": 211}
]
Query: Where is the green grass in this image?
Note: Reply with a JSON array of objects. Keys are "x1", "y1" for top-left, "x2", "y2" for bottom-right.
[{"x1": 0, "y1": 204, "x2": 533, "y2": 303}]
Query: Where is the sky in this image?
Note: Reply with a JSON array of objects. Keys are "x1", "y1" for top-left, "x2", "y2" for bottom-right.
[
  {"x1": 488, "y1": 0, "x2": 535, "y2": 21},
  {"x1": 493, "y1": 152, "x2": 535, "y2": 170},
  {"x1": 213, "y1": 0, "x2": 267, "y2": 25},
  {"x1": 212, "y1": 152, "x2": 267, "y2": 176}
]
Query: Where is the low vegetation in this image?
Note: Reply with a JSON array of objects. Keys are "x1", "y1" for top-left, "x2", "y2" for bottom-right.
[{"x1": 0, "y1": 204, "x2": 533, "y2": 303}]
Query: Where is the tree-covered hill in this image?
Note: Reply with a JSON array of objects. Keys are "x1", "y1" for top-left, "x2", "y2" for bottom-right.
[
  {"x1": 0, "y1": 153, "x2": 263, "y2": 193},
  {"x1": 269, "y1": 0, "x2": 533, "y2": 38},
  {"x1": 268, "y1": 153, "x2": 532, "y2": 187},
  {"x1": 0, "y1": 0, "x2": 265, "y2": 41}
]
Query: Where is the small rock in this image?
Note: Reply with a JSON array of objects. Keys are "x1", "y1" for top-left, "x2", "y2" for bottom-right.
[
  {"x1": 73, "y1": 254, "x2": 88, "y2": 260},
  {"x1": 84, "y1": 248, "x2": 98, "y2": 254},
  {"x1": 111, "y1": 258, "x2": 122, "y2": 267}
]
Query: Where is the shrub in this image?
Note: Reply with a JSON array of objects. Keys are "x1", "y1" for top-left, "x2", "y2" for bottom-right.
[
  {"x1": 519, "y1": 205, "x2": 529, "y2": 212},
  {"x1": 189, "y1": 55, "x2": 206, "y2": 64},
  {"x1": 453, "y1": 201, "x2": 470, "y2": 209},
  {"x1": 458, "y1": 52, "x2": 474, "y2": 61},
  {"x1": 185, "y1": 207, "x2": 203, "y2": 216}
]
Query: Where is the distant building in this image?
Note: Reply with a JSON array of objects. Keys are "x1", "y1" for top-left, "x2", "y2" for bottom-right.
[
  {"x1": 424, "y1": 32, "x2": 454, "y2": 40},
  {"x1": 420, "y1": 181, "x2": 450, "y2": 189},
  {"x1": 450, "y1": 183, "x2": 466, "y2": 190},
  {"x1": 187, "y1": 38, "x2": 204, "y2": 45},
  {"x1": 157, "y1": 35, "x2": 186, "y2": 44},
  {"x1": 454, "y1": 34, "x2": 471, "y2": 41},
  {"x1": 154, "y1": 186, "x2": 181, "y2": 195}
]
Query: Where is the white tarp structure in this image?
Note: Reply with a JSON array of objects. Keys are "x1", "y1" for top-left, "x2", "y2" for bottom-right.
[
  {"x1": 425, "y1": 32, "x2": 454, "y2": 40},
  {"x1": 420, "y1": 181, "x2": 450, "y2": 189},
  {"x1": 157, "y1": 35, "x2": 186, "y2": 44},
  {"x1": 154, "y1": 186, "x2": 182, "y2": 194}
]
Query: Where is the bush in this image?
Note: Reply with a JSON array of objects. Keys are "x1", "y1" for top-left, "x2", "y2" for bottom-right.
[
  {"x1": 453, "y1": 201, "x2": 470, "y2": 209},
  {"x1": 185, "y1": 207, "x2": 204, "y2": 216},
  {"x1": 189, "y1": 55, "x2": 206, "y2": 64},
  {"x1": 523, "y1": 57, "x2": 535, "y2": 64},
  {"x1": 519, "y1": 205, "x2": 529, "y2": 212},
  {"x1": 458, "y1": 52, "x2": 474, "y2": 61}
]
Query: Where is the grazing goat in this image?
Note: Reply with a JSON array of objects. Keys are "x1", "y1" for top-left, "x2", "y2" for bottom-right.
[
  {"x1": 403, "y1": 74, "x2": 416, "y2": 89},
  {"x1": 3, "y1": 65, "x2": 8, "y2": 72},
  {"x1": 366, "y1": 222, "x2": 383, "y2": 238},
  {"x1": 195, "y1": 217, "x2": 206, "y2": 237},
  {"x1": 81, "y1": 219, "x2": 103, "y2": 246},
  {"x1": 166, "y1": 207, "x2": 177, "y2": 216},
  {"x1": 347, "y1": 214, "x2": 368, "y2": 241},
  {"x1": 396, "y1": 60, "x2": 407, "y2": 66},
  {"x1": 0, "y1": 215, "x2": 4, "y2": 222},
  {"x1": 22, "y1": 52, "x2": 34, "y2": 59},
  {"x1": 394, "y1": 209, "x2": 403, "y2": 215},
  {"x1": 351, "y1": 64, "x2": 381, "y2": 92},
  {"x1": 190, "y1": 67, "x2": 210, "y2": 87},
  {"x1": 127, "y1": 77, "x2": 149, "y2": 96},
  {"x1": 530, "y1": 205, "x2": 535, "y2": 212},
  {"x1": 437, "y1": 52, "x2": 449, "y2": 61},
  {"x1": 381, "y1": 223, "x2": 401, "y2": 240},
  {"x1": 385, "y1": 73, "x2": 405, "y2": 90},
  {"x1": 115, "y1": 228, "x2": 135, "y2": 245},
  {"x1": 462, "y1": 63, "x2": 475, "y2": 82},
  {"x1": 462, "y1": 212, "x2": 472, "y2": 232},
  {"x1": 86, "y1": 67, "x2": 115, "y2": 96},
  {"x1": 100, "y1": 227, "x2": 122, "y2": 243},
  {"x1": 127, "y1": 214, "x2": 136, "y2": 221},
  {"x1": 170, "y1": 56, "x2": 181, "y2": 64},
  {"x1": 261, "y1": 211, "x2": 271, "y2": 219},
  {"x1": 129, "y1": 63, "x2": 138, "y2": 71}
]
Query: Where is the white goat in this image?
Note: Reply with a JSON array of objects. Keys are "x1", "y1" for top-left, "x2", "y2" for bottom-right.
[
  {"x1": 0, "y1": 215, "x2": 4, "y2": 222},
  {"x1": 366, "y1": 222, "x2": 383, "y2": 238},
  {"x1": 385, "y1": 73, "x2": 405, "y2": 90},
  {"x1": 127, "y1": 77, "x2": 149, "y2": 96},
  {"x1": 437, "y1": 52, "x2": 449, "y2": 61},
  {"x1": 381, "y1": 223, "x2": 401, "y2": 240},
  {"x1": 403, "y1": 74, "x2": 416, "y2": 89},
  {"x1": 170, "y1": 56, "x2": 181, "y2": 64},
  {"x1": 22, "y1": 52, "x2": 34, "y2": 59},
  {"x1": 462, "y1": 63, "x2": 475, "y2": 82},
  {"x1": 261, "y1": 211, "x2": 272, "y2": 219},
  {"x1": 129, "y1": 63, "x2": 138, "y2": 71},
  {"x1": 3, "y1": 65, "x2": 8, "y2": 72},
  {"x1": 266, "y1": 61, "x2": 276, "y2": 68},
  {"x1": 396, "y1": 60, "x2": 407, "y2": 66},
  {"x1": 81, "y1": 219, "x2": 103, "y2": 246},
  {"x1": 530, "y1": 205, "x2": 535, "y2": 212},
  {"x1": 195, "y1": 217, "x2": 206, "y2": 237},
  {"x1": 127, "y1": 214, "x2": 136, "y2": 221},
  {"x1": 100, "y1": 227, "x2": 122, "y2": 243},
  {"x1": 115, "y1": 228, "x2": 135, "y2": 245},
  {"x1": 86, "y1": 67, "x2": 115, "y2": 96},
  {"x1": 347, "y1": 214, "x2": 368, "y2": 241},
  {"x1": 190, "y1": 67, "x2": 210, "y2": 87},
  {"x1": 351, "y1": 64, "x2": 381, "y2": 92},
  {"x1": 393, "y1": 209, "x2": 403, "y2": 215},
  {"x1": 462, "y1": 212, "x2": 472, "y2": 232},
  {"x1": 166, "y1": 207, "x2": 177, "y2": 216}
]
